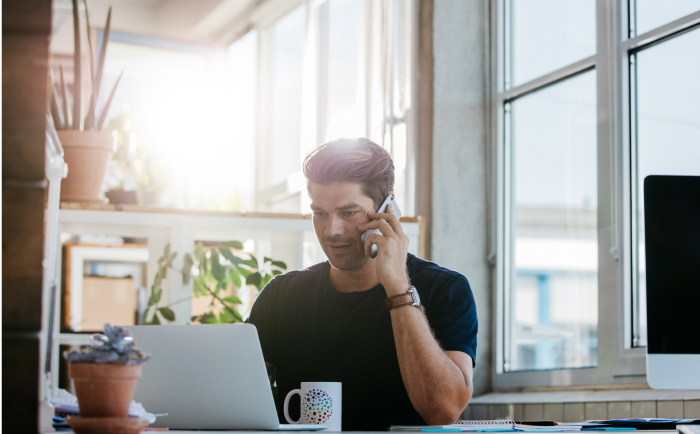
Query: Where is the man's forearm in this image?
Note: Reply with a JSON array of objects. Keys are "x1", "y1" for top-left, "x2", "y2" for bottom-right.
[{"x1": 390, "y1": 305, "x2": 473, "y2": 424}]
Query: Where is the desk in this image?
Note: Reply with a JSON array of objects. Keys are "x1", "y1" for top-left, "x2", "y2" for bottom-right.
[
  {"x1": 127, "y1": 431, "x2": 677, "y2": 434},
  {"x1": 54, "y1": 430, "x2": 677, "y2": 434}
]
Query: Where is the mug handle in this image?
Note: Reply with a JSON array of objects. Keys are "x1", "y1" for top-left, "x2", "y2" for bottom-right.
[{"x1": 283, "y1": 389, "x2": 302, "y2": 424}]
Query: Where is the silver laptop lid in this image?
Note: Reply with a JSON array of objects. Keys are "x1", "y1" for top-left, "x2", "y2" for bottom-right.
[{"x1": 129, "y1": 324, "x2": 279, "y2": 430}]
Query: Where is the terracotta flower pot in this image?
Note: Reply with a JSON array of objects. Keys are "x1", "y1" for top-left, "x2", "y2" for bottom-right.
[
  {"x1": 58, "y1": 130, "x2": 115, "y2": 203},
  {"x1": 69, "y1": 363, "x2": 142, "y2": 417}
]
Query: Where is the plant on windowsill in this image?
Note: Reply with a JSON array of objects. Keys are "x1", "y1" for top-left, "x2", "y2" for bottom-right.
[
  {"x1": 64, "y1": 324, "x2": 150, "y2": 431},
  {"x1": 49, "y1": 0, "x2": 124, "y2": 204},
  {"x1": 142, "y1": 241, "x2": 287, "y2": 325}
]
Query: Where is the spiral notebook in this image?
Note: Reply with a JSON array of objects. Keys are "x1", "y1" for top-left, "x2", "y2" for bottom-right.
[
  {"x1": 390, "y1": 420, "x2": 575, "y2": 432},
  {"x1": 390, "y1": 420, "x2": 515, "y2": 431}
]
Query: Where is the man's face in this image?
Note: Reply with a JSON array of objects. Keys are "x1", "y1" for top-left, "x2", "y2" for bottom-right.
[{"x1": 309, "y1": 182, "x2": 376, "y2": 271}]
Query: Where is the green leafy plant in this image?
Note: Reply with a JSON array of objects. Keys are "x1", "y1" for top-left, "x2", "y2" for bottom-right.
[
  {"x1": 142, "y1": 241, "x2": 286, "y2": 325},
  {"x1": 49, "y1": 0, "x2": 123, "y2": 131}
]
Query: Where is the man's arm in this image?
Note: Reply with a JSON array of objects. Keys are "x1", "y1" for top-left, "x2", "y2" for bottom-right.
[
  {"x1": 360, "y1": 205, "x2": 474, "y2": 424},
  {"x1": 390, "y1": 306, "x2": 473, "y2": 424}
]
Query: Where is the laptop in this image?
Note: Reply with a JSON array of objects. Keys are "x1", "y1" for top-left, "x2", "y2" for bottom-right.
[{"x1": 129, "y1": 324, "x2": 327, "y2": 430}]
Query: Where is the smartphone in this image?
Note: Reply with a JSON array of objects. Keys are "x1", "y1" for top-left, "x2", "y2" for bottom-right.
[{"x1": 361, "y1": 194, "x2": 402, "y2": 258}]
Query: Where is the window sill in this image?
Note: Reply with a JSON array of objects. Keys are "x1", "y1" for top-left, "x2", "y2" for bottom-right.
[
  {"x1": 471, "y1": 388, "x2": 700, "y2": 404},
  {"x1": 464, "y1": 389, "x2": 700, "y2": 421}
]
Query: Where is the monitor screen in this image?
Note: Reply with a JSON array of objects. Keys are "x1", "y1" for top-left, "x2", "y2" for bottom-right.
[{"x1": 644, "y1": 175, "x2": 700, "y2": 354}]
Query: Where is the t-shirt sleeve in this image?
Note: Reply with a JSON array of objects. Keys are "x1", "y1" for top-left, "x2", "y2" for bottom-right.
[
  {"x1": 424, "y1": 274, "x2": 478, "y2": 366},
  {"x1": 245, "y1": 277, "x2": 279, "y2": 365}
]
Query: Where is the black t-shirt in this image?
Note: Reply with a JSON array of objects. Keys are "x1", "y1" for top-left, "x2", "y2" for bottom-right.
[{"x1": 247, "y1": 253, "x2": 478, "y2": 431}]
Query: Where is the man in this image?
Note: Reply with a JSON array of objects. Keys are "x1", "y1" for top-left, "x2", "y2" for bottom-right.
[{"x1": 248, "y1": 138, "x2": 477, "y2": 430}]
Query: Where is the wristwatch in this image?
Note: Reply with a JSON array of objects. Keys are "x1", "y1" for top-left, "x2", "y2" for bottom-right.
[{"x1": 385, "y1": 286, "x2": 421, "y2": 311}]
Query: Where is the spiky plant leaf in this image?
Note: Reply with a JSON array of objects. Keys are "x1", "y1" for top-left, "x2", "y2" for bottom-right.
[
  {"x1": 59, "y1": 66, "x2": 72, "y2": 128},
  {"x1": 97, "y1": 69, "x2": 123, "y2": 131},
  {"x1": 71, "y1": 0, "x2": 81, "y2": 129},
  {"x1": 83, "y1": 0, "x2": 97, "y2": 129},
  {"x1": 93, "y1": 6, "x2": 112, "y2": 119},
  {"x1": 49, "y1": 71, "x2": 65, "y2": 129}
]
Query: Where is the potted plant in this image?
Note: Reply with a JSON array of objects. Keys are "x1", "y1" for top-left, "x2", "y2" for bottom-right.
[
  {"x1": 141, "y1": 241, "x2": 287, "y2": 325},
  {"x1": 49, "y1": 0, "x2": 124, "y2": 203},
  {"x1": 64, "y1": 324, "x2": 150, "y2": 433}
]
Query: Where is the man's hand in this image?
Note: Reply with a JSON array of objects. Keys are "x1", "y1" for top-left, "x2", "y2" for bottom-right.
[{"x1": 358, "y1": 204, "x2": 410, "y2": 296}]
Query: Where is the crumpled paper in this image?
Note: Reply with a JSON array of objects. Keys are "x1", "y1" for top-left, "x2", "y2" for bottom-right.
[{"x1": 50, "y1": 389, "x2": 157, "y2": 424}]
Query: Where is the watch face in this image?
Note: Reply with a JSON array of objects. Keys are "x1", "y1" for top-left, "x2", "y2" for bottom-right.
[{"x1": 411, "y1": 286, "x2": 421, "y2": 305}]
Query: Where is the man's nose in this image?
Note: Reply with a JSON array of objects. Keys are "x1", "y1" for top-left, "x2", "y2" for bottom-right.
[{"x1": 325, "y1": 214, "x2": 345, "y2": 237}]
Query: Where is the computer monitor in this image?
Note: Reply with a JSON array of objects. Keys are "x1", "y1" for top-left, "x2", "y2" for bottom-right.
[{"x1": 644, "y1": 175, "x2": 700, "y2": 389}]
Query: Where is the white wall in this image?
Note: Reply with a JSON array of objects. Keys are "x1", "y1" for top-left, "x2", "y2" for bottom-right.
[{"x1": 432, "y1": 0, "x2": 491, "y2": 396}]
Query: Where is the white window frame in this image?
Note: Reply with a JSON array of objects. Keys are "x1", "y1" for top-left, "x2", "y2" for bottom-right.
[{"x1": 491, "y1": 0, "x2": 700, "y2": 388}]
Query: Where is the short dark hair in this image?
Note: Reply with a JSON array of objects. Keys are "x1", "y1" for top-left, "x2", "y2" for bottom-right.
[{"x1": 302, "y1": 138, "x2": 395, "y2": 210}]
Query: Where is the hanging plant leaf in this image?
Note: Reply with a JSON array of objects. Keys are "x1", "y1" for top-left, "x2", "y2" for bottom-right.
[
  {"x1": 247, "y1": 272, "x2": 262, "y2": 287},
  {"x1": 221, "y1": 240, "x2": 244, "y2": 250},
  {"x1": 194, "y1": 242, "x2": 204, "y2": 260},
  {"x1": 182, "y1": 253, "x2": 194, "y2": 284},
  {"x1": 271, "y1": 260, "x2": 287, "y2": 270},
  {"x1": 150, "y1": 314, "x2": 161, "y2": 325},
  {"x1": 219, "y1": 247, "x2": 239, "y2": 266},
  {"x1": 261, "y1": 274, "x2": 272, "y2": 288},
  {"x1": 222, "y1": 295, "x2": 243, "y2": 305},
  {"x1": 238, "y1": 256, "x2": 258, "y2": 269},
  {"x1": 158, "y1": 307, "x2": 175, "y2": 321},
  {"x1": 219, "y1": 310, "x2": 234, "y2": 324},
  {"x1": 141, "y1": 307, "x2": 151, "y2": 325},
  {"x1": 194, "y1": 277, "x2": 208, "y2": 296},
  {"x1": 272, "y1": 269, "x2": 283, "y2": 276},
  {"x1": 210, "y1": 251, "x2": 226, "y2": 282},
  {"x1": 237, "y1": 266, "x2": 251, "y2": 278},
  {"x1": 228, "y1": 268, "x2": 242, "y2": 288}
]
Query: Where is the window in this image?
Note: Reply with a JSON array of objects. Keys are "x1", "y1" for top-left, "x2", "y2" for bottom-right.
[
  {"x1": 494, "y1": 0, "x2": 700, "y2": 386},
  {"x1": 631, "y1": 27, "x2": 700, "y2": 348},
  {"x1": 506, "y1": 71, "x2": 598, "y2": 372},
  {"x1": 252, "y1": 0, "x2": 417, "y2": 215},
  {"x1": 257, "y1": 4, "x2": 307, "y2": 213}
]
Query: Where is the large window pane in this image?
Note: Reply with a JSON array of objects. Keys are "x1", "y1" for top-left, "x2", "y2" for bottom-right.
[
  {"x1": 262, "y1": 5, "x2": 306, "y2": 195},
  {"x1": 324, "y1": 0, "x2": 363, "y2": 141},
  {"x1": 635, "y1": 1, "x2": 700, "y2": 36},
  {"x1": 633, "y1": 28, "x2": 700, "y2": 347},
  {"x1": 506, "y1": 71, "x2": 598, "y2": 372},
  {"x1": 228, "y1": 31, "x2": 258, "y2": 212},
  {"x1": 510, "y1": 0, "x2": 595, "y2": 87}
]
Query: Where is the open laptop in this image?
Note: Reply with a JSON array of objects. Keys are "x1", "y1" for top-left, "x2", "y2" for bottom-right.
[{"x1": 129, "y1": 324, "x2": 327, "y2": 430}]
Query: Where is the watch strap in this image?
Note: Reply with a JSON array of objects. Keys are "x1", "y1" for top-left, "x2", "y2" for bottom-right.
[{"x1": 385, "y1": 286, "x2": 419, "y2": 311}]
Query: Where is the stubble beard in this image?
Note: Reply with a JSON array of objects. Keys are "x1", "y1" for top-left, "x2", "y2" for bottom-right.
[{"x1": 322, "y1": 237, "x2": 370, "y2": 271}]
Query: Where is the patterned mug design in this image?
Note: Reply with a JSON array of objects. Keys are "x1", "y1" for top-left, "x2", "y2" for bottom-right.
[{"x1": 301, "y1": 388, "x2": 333, "y2": 424}]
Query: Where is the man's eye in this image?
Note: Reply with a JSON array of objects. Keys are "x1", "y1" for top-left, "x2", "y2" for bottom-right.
[
  {"x1": 313, "y1": 212, "x2": 327, "y2": 217},
  {"x1": 343, "y1": 211, "x2": 356, "y2": 217}
]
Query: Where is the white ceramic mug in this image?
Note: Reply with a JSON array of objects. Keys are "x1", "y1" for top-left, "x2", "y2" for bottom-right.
[{"x1": 284, "y1": 382, "x2": 342, "y2": 431}]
